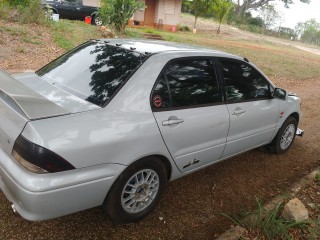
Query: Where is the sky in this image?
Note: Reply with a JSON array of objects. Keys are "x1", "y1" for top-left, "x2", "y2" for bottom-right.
[{"x1": 273, "y1": 0, "x2": 320, "y2": 28}]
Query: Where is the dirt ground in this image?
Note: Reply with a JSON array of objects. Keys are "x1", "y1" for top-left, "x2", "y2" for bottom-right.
[{"x1": 0, "y1": 20, "x2": 320, "y2": 239}]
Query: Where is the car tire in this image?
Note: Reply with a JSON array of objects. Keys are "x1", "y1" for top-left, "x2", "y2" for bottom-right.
[
  {"x1": 103, "y1": 157, "x2": 167, "y2": 224},
  {"x1": 91, "y1": 15, "x2": 102, "y2": 26},
  {"x1": 271, "y1": 116, "x2": 297, "y2": 154}
]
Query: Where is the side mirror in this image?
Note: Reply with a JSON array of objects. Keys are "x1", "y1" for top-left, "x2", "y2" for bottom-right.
[{"x1": 273, "y1": 88, "x2": 287, "y2": 100}]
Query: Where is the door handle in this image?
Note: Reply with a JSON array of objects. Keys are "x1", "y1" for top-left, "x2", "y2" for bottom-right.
[
  {"x1": 232, "y1": 109, "x2": 246, "y2": 116},
  {"x1": 162, "y1": 119, "x2": 184, "y2": 126}
]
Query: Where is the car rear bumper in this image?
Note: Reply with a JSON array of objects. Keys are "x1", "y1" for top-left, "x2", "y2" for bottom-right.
[{"x1": 0, "y1": 147, "x2": 125, "y2": 221}]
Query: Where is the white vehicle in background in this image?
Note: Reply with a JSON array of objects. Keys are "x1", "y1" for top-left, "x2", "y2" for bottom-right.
[{"x1": 0, "y1": 39, "x2": 303, "y2": 224}]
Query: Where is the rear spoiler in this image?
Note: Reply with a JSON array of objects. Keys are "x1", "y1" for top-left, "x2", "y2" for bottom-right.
[{"x1": 0, "y1": 70, "x2": 69, "y2": 120}]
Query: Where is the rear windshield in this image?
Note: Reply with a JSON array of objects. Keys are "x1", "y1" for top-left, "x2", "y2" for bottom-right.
[{"x1": 37, "y1": 41, "x2": 147, "y2": 107}]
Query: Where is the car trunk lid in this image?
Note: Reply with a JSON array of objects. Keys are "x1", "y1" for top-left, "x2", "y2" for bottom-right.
[{"x1": 0, "y1": 70, "x2": 70, "y2": 155}]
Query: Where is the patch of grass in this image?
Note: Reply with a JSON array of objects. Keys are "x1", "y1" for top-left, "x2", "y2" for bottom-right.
[
  {"x1": 222, "y1": 198, "x2": 320, "y2": 240},
  {"x1": 124, "y1": 28, "x2": 144, "y2": 38},
  {"x1": 0, "y1": 2, "x2": 10, "y2": 21},
  {"x1": 22, "y1": 36, "x2": 41, "y2": 45},
  {"x1": 49, "y1": 20, "x2": 101, "y2": 51},
  {"x1": 1, "y1": 25, "x2": 28, "y2": 36},
  {"x1": 15, "y1": 47, "x2": 26, "y2": 53},
  {"x1": 142, "y1": 28, "x2": 161, "y2": 34}
]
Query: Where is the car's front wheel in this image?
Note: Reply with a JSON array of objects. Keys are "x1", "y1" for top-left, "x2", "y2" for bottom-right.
[
  {"x1": 103, "y1": 157, "x2": 167, "y2": 224},
  {"x1": 271, "y1": 116, "x2": 298, "y2": 154}
]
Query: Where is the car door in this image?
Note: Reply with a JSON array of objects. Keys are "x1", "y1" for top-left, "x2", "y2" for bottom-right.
[
  {"x1": 151, "y1": 58, "x2": 230, "y2": 173},
  {"x1": 217, "y1": 58, "x2": 280, "y2": 158},
  {"x1": 58, "y1": 0, "x2": 82, "y2": 19}
]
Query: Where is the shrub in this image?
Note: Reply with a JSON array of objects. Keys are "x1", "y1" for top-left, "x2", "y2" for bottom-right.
[
  {"x1": 178, "y1": 25, "x2": 191, "y2": 32},
  {"x1": 20, "y1": 0, "x2": 45, "y2": 24},
  {"x1": 99, "y1": 0, "x2": 144, "y2": 33},
  {"x1": 0, "y1": 2, "x2": 10, "y2": 21},
  {"x1": 0, "y1": 0, "x2": 45, "y2": 24}
]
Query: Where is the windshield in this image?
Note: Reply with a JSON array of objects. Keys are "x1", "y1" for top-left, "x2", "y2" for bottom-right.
[{"x1": 37, "y1": 41, "x2": 147, "y2": 107}]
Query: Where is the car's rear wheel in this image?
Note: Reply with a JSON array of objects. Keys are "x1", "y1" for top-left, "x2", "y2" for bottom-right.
[
  {"x1": 103, "y1": 157, "x2": 167, "y2": 224},
  {"x1": 91, "y1": 15, "x2": 102, "y2": 26},
  {"x1": 271, "y1": 116, "x2": 297, "y2": 154}
]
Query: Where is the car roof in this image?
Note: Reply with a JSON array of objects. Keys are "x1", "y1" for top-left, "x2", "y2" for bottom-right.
[{"x1": 94, "y1": 38, "x2": 242, "y2": 59}]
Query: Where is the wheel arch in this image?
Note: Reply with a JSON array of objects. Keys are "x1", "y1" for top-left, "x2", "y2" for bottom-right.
[
  {"x1": 127, "y1": 154, "x2": 172, "y2": 181},
  {"x1": 43, "y1": 6, "x2": 58, "y2": 14},
  {"x1": 150, "y1": 154, "x2": 172, "y2": 180},
  {"x1": 289, "y1": 112, "x2": 300, "y2": 125}
]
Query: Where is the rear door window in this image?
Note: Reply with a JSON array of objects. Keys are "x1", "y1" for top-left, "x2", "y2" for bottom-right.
[{"x1": 151, "y1": 59, "x2": 221, "y2": 110}]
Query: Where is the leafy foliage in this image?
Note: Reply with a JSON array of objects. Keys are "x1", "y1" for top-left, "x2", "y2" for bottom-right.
[
  {"x1": 178, "y1": 24, "x2": 191, "y2": 32},
  {"x1": 296, "y1": 19, "x2": 320, "y2": 46},
  {"x1": 99, "y1": 0, "x2": 144, "y2": 33},
  {"x1": 234, "y1": 0, "x2": 310, "y2": 16},
  {"x1": 0, "y1": 0, "x2": 45, "y2": 24},
  {"x1": 258, "y1": 4, "x2": 280, "y2": 31},
  {"x1": 183, "y1": 0, "x2": 213, "y2": 29},
  {"x1": 211, "y1": 0, "x2": 233, "y2": 34}
]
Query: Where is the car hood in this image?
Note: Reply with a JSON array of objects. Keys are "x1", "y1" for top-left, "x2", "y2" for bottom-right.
[{"x1": 11, "y1": 71, "x2": 100, "y2": 119}]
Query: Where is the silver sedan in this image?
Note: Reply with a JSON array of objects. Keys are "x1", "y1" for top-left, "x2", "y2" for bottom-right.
[{"x1": 0, "y1": 39, "x2": 303, "y2": 223}]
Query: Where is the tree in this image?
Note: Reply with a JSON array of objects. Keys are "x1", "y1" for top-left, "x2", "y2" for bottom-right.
[
  {"x1": 295, "y1": 19, "x2": 320, "y2": 45},
  {"x1": 212, "y1": 0, "x2": 234, "y2": 34},
  {"x1": 99, "y1": 0, "x2": 144, "y2": 33},
  {"x1": 258, "y1": 4, "x2": 280, "y2": 32},
  {"x1": 185, "y1": 0, "x2": 212, "y2": 29},
  {"x1": 234, "y1": 0, "x2": 310, "y2": 17}
]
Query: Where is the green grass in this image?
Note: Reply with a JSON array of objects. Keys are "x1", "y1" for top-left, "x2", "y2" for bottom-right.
[
  {"x1": 0, "y1": 25, "x2": 28, "y2": 36},
  {"x1": 0, "y1": 24, "x2": 41, "y2": 45},
  {"x1": 49, "y1": 20, "x2": 101, "y2": 51},
  {"x1": 222, "y1": 198, "x2": 320, "y2": 240}
]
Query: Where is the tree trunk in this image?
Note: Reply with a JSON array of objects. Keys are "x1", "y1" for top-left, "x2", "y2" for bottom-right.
[
  {"x1": 217, "y1": 21, "x2": 221, "y2": 34},
  {"x1": 194, "y1": 15, "x2": 198, "y2": 29}
]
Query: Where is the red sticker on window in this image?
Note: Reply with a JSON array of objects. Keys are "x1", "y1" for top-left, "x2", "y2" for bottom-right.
[{"x1": 153, "y1": 95, "x2": 162, "y2": 108}]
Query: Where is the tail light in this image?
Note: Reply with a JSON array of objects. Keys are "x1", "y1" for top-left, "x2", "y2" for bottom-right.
[{"x1": 12, "y1": 135, "x2": 75, "y2": 174}]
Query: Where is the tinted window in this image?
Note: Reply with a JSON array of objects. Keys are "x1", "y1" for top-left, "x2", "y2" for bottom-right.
[
  {"x1": 219, "y1": 58, "x2": 270, "y2": 102},
  {"x1": 37, "y1": 42, "x2": 146, "y2": 107},
  {"x1": 151, "y1": 74, "x2": 171, "y2": 109},
  {"x1": 154, "y1": 59, "x2": 220, "y2": 108}
]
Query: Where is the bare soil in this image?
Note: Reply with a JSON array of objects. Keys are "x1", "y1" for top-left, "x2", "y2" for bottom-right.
[{"x1": 0, "y1": 20, "x2": 319, "y2": 240}]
